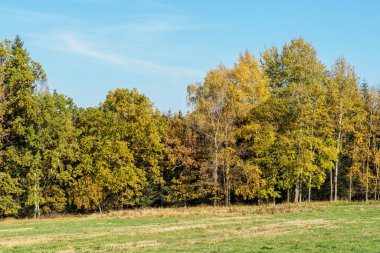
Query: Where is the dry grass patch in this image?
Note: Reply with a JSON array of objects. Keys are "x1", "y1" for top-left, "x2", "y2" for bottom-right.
[
  {"x1": 179, "y1": 218, "x2": 333, "y2": 246},
  {"x1": 105, "y1": 240, "x2": 162, "y2": 250},
  {"x1": 0, "y1": 234, "x2": 56, "y2": 247},
  {"x1": 57, "y1": 250, "x2": 76, "y2": 253},
  {"x1": 89, "y1": 202, "x2": 330, "y2": 220},
  {"x1": 0, "y1": 227, "x2": 34, "y2": 233}
]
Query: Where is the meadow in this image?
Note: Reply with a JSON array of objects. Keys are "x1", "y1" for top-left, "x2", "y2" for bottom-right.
[{"x1": 0, "y1": 202, "x2": 379, "y2": 252}]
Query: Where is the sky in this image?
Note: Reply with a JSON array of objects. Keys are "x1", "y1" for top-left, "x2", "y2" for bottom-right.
[{"x1": 1, "y1": 0, "x2": 380, "y2": 113}]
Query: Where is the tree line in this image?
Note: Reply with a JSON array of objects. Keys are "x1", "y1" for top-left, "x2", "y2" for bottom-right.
[{"x1": 0, "y1": 36, "x2": 379, "y2": 218}]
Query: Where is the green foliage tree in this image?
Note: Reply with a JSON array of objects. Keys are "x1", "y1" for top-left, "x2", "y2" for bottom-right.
[
  {"x1": 71, "y1": 88, "x2": 165, "y2": 211},
  {"x1": 0, "y1": 172, "x2": 22, "y2": 217},
  {"x1": 71, "y1": 107, "x2": 143, "y2": 211},
  {"x1": 35, "y1": 91, "x2": 80, "y2": 213},
  {"x1": 103, "y1": 88, "x2": 166, "y2": 207}
]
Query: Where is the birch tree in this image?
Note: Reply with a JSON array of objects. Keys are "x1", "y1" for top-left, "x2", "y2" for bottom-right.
[{"x1": 327, "y1": 57, "x2": 362, "y2": 201}]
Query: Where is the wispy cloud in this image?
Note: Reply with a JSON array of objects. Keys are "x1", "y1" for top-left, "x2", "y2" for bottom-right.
[
  {"x1": 55, "y1": 33, "x2": 202, "y2": 77},
  {"x1": 0, "y1": 6, "x2": 78, "y2": 23},
  {"x1": 97, "y1": 20, "x2": 188, "y2": 35},
  {"x1": 1, "y1": 4, "x2": 206, "y2": 81}
]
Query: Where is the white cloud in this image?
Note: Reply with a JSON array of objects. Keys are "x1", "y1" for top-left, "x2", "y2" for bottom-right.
[
  {"x1": 0, "y1": 4, "x2": 205, "y2": 80},
  {"x1": 0, "y1": 6, "x2": 79, "y2": 24},
  {"x1": 58, "y1": 34, "x2": 124, "y2": 63},
  {"x1": 95, "y1": 15, "x2": 192, "y2": 35},
  {"x1": 56, "y1": 33, "x2": 202, "y2": 77}
]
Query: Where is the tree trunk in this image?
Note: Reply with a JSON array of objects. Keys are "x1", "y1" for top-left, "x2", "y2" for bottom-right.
[
  {"x1": 334, "y1": 161, "x2": 339, "y2": 201},
  {"x1": 334, "y1": 115, "x2": 342, "y2": 202},
  {"x1": 213, "y1": 145, "x2": 219, "y2": 206},
  {"x1": 37, "y1": 182, "x2": 40, "y2": 218},
  {"x1": 349, "y1": 173, "x2": 352, "y2": 202},
  {"x1": 33, "y1": 173, "x2": 40, "y2": 219},
  {"x1": 227, "y1": 183, "x2": 230, "y2": 206},
  {"x1": 330, "y1": 169, "x2": 333, "y2": 201},
  {"x1": 308, "y1": 175, "x2": 311, "y2": 203},
  {"x1": 366, "y1": 131, "x2": 371, "y2": 202},
  {"x1": 365, "y1": 157, "x2": 369, "y2": 202},
  {"x1": 34, "y1": 191, "x2": 37, "y2": 219},
  {"x1": 160, "y1": 183, "x2": 164, "y2": 208},
  {"x1": 294, "y1": 181, "x2": 299, "y2": 203},
  {"x1": 366, "y1": 167, "x2": 369, "y2": 202},
  {"x1": 287, "y1": 188, "x2": 290, "y2": 203},
  {"x1": 299, "y1": 177, "x2": 302, "y2": 203},
  {"x1": 224, "y1": 161, "x2": 230, "y2": 206},
  {"x1": 334, "y1": 161, "x2": 338, "y2": 201},
  {"x1": 375, "y1": 164, "x2": 379, "y2": 201},
  {"x1": 118, "y1": 192, "x2": 124, "y2": 210},
  {"x1": 34, "y1": 195, "x2": 39, "y2": 218}
]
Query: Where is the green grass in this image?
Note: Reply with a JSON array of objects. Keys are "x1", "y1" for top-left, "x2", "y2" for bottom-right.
[{"x1": 0, "y1": 202, "x2": 379, "y2": 252}]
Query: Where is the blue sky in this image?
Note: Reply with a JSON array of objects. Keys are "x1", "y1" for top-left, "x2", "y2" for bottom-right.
[{"x1": 1, "y1": 0, "x2": 380, "y2": 112}]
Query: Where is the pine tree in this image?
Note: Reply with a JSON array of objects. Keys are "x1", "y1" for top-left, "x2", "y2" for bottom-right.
[{"x1": 1, "y1": 36, "x2": 46, "y2": 217}]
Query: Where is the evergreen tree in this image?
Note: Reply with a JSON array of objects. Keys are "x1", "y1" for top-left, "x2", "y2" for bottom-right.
[{"x1": 0, "y1": 36, "x2": 46, "y2": 217}]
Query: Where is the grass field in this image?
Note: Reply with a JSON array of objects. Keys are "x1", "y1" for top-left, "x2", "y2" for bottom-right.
[{"x1": 0, "y1": 202, "x2": 379, "y2": 252}]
